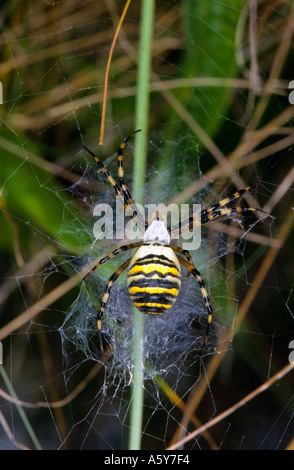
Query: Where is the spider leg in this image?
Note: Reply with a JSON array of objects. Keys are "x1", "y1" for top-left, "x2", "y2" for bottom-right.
[
  {"x1": 203, "y1": 186, "x2": 253, "y2": 216},
  {"x1": 83, "y1": 132, "x2": 145, "y2": 233},
  {"x1": 170, "y1": 244, "x2": 193, "y2": 264},
  {"x1": 170, "y1": 244, "x2": 193, "y2": 276},
  {"x1": 96, "y1": 257, "x2": 132, "y2": 354},
  {"x1": 82, "y1": 241, "x2": 142, "y2": 280},
  {"x1": 170, "y1": 205, "x2": 268, "y2": 239},
  {"x1": 177, "y1": 255, "x2": 213, "y2": 354},
  {"x1": 168, "y1": 185, "x2": 268, "y2": 238},
  {"x1": 83, "y1": 144, "x2": 122, "y2": 197},
  {"x1": 117, "y1": 130, "x2": 140, "y2": 205},
  {"x1": 199, "y1": 184, "x2": 268, "y2": 225}
]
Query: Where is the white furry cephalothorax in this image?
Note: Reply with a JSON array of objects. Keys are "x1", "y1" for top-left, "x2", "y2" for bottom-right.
[{"x1": 143, "y1": 218, "x2": 171, "y2": 244}]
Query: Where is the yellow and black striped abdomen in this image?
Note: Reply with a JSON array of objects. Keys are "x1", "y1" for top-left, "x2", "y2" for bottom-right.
[{"x1": 127, "y1": 242, "x2": 181, "y2": 314}]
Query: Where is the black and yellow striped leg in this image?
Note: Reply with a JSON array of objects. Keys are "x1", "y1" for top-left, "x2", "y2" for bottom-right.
[
  {"x1": 200, "y1": 185, "x2": 268, "y2": 225},
  {"x1": 170, "y1": 245, "x2": 193, "y2": 277},
  {"x1": 170, "y1": 245, "x2": 193, "y2": 264},
  {"x1": 168, "y1": 185, "x2": 268, "y2": 236},
  {"x1": 179, "y1": 205, "x2": 269, "y2": 236},
  {"x1": 203, "y1": 186, "x2": 252, "y2": 216},
  {"x1": 116, "y1": 129, "x2": 147, "y2": 230},
  {"x1": 82, "y1": 241, "x2": 142, "y2": 280},
  {"x1": 117, "y1": 129, "x2": 141, "y2": 206},
  {"x1": 177, "y1": 255, "x2": 213, "y2": 354},
  {"x1": 84, "y1": 131, "x2": 146, "y2": 231},
  {"x1": 97, "y1": 257, "x2": 132, "y2": 354}
]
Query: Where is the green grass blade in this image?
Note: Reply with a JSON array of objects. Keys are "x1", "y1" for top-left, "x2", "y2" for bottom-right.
[{"x1": 0, "y1": 365, "x2": 42, "y2": 450}]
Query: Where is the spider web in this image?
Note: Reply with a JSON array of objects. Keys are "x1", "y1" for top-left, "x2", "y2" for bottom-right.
[{"x1": 0, "y1": 0, "x2": 294, "y2": 451}]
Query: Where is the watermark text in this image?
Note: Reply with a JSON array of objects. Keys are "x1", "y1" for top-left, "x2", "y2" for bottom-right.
[{"x1": 289, "y1": 340, "x2": 294, "y2": 365}]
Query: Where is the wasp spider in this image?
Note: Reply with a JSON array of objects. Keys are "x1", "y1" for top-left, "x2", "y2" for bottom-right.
[{"x1": 83, "y1": 130, "x2": 268, "y2": 354}]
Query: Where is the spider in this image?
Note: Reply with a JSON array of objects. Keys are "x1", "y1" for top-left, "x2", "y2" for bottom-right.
[{"x1": 82, "y1": 130, "x2": 268, "y2": 355}]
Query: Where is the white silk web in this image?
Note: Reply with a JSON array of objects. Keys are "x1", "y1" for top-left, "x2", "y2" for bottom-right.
[{"x1": 0, "y1": 0, "x2": 293, "y2": 451}]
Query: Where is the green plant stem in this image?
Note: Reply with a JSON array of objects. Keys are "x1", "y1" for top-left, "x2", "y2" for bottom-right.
[
  {"x1": 128, "y1": 0, "x2": 155, "y2": 451},
  {"x1": 0, "y1": 365, "x2": 42, "y2": 450},
  {"x1": 132, "y1": 3, "x2": 155, "y2": 203}
]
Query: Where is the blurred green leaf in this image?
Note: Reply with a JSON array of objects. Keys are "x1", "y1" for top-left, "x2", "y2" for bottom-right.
[{"x1": 152, "y1": 0, "x2": 244, "y2": 199}]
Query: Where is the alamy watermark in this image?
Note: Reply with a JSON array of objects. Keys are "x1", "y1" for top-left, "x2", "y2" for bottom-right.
[
  {"x1": 93, "y1": 196, "x2": 202, "y2": 250},
  {"x1": 0, "y1": 341, "x2": 3, "y2": 364},
  {"x1": 0, "y1": 81, "x2": 2, "y2": 104},
  {"x1": 288, "y1": 340, "x2": 294, "y2": 365}
]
